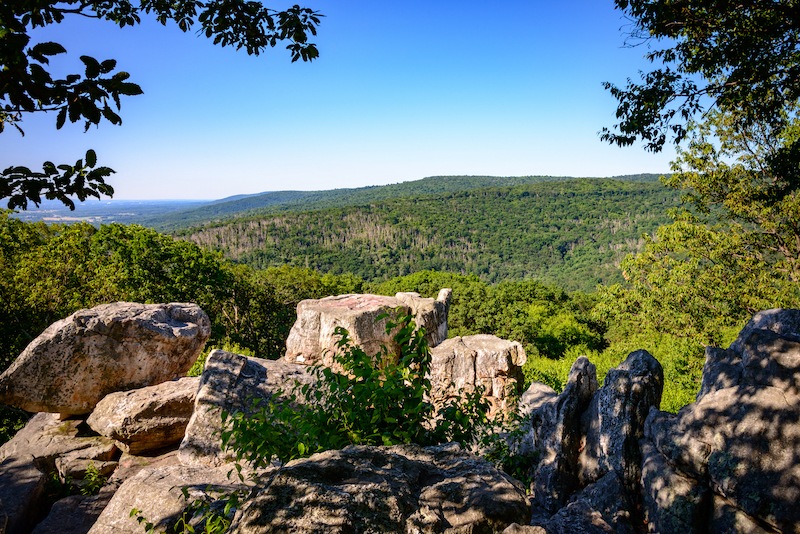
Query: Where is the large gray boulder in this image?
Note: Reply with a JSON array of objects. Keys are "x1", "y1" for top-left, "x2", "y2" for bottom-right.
[
  {"x1": 578, "y1": 349, "x2": 663, "y2": 491},
  {"x1": 640, "y1": 439, "x2": 710, "y2": 534},
  {"x1": 522, "y1": 357, "x2": 597, "y2": 514},
  {"x1": 284, "y1": 290, "x2": 451, "y2": 367},
  {"x1": 0, "y1": 302, "x2": 210, "y2": 416},
  {"x1": 644, "y1": 308, "x2": 800, "y2": 534},
  {"x1": 0, "y1": 456, "x2": 47, "y2": 534},
  {"x1": 178, "y1": 350, "x2": 315, "y2": 466},
  {"x1": 228, "y1": 443, "x2": 531, "y2": 534},
  {"x1": 429, "y1": 334, "x2": 527, "y2": 415},
  {"x1": 87, "y1": 376, "x2": 200, "y2": 454},
  {"x1": 87, "y1": 463, "x2": 250, "y2": 534}
]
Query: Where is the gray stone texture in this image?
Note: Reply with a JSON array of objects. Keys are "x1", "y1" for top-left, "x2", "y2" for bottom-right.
[
  {"x1": 429, "y1": 334, "x2": 527, "y2": 415},
  {"x1": 0, "y1": 302, "x2": 210, "y2": 416},
  {"x1": 524, "y1": 356, "x2": 597, "y2": 513},
  {"x1": 228, "y1": 443, "x2": 531, "y2": 534},
  {"x1": 178, "y1": 350, "x2": 315, "y2": 466},
  {"x1": 87, "y1": 376, "x2": 200, "y2": 454},
  {"x1": 578, "y1": 349, "x2": 664, "y2": 491}
]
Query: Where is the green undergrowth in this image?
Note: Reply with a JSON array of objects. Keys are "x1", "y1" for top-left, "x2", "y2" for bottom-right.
[
  {"x1": 522, "y1": 325, "x2": 742, "y2": 413},
  {"x1": 137, "y1": 313, "x2": 535, "y2": 533}
]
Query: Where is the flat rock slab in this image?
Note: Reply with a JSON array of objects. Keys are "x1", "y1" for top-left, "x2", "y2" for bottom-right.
[
  {"x1": 178, "y1": 350, "x2": 315, "y2": 467},
  {"x1": 228, "y1": 443, "x2": 531, "y2": 534},
  {"x1": 0, "y1": 302, "x2": 210, "y2": 416},
  {"x1": 87, "y1": 376, "x2": 200, "y2": 454},
  {"x1": 0, "y1": 413, "x2": 117, "y2": 474},
  {"x1": 285, "y1": 290, "x2": 452, "y2": 367},
  {"x1": 87, "y1": 463, "x2": 250, "y2": 534}
]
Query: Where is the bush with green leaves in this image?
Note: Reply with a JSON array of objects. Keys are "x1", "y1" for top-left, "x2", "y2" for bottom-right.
[
  {"x1": 221, "y1": 312, "x2": 500, "y2": 467},
  {"x1": 134, "y1": 313, "x2": 532, "y2": 533}
]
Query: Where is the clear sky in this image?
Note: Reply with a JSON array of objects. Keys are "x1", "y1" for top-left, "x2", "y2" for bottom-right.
[{"x1": 3, "y1": 0, "x2": 678, "y2": 200}]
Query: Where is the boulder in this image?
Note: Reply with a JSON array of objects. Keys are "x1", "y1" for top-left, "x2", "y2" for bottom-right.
[
  {"x1": 0, "y1": 413, "x2": 117, "y2": 474},
  {"x1": 536, "y1": 500, "x2": 616, "y2": 534},
  {"x1": 578, "y1": 349, "x2": 663, "y2": 491},
  {"x1": 284, "y1": 290, "x2": 451, "y2": 367},
  {"x1": 229, "y1": 444, "x2": 530, "y2": 534},
  {"x1": 429, "y1": 334, "x2": 527, "y2": 414},
  {"x1": 0, "y1": 302, "x2": 210, "y2": 416},
  {"x1": 30, "y1": 485, "x2": 117, "y2": 534},
  {"x1": 643, "y1": 308, "x2": 800, "y2": 534},
  {"x1": 647, "y1": 385, "x2": 800, "y2": 533},
  {"x1": 523, "y1": 357, "x2": 597, "y2": 513},
  {"x1": 728, "y1": 308, "x2": 800, "y2": 355},
  {"x1": 0, "y1": 456, "x2": 46, "y2": 534},
  {"x1": 640, "y1": 439, "x2": 710, "y2": 534},
  {"x1": 395, "y1": 288, "x2": 453, "y2": 347},
  {"x1": 178, "y1": 350, "x2": 315, "y2": 466},
  {"x1": 87, "y1": 376, "x2": 200, "y2": 454},
  {"x1": 228, "y1": 443, "x2": 531, "y2": 534},
  {"x1": 87, "y1": 463, "x2": 250, "y2": 534}
]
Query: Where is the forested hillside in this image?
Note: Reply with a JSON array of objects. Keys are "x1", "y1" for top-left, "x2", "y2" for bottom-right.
[
  {"x1": 180, "y1": 179, "x2": 679, "y2": 292},
  {"x1": 144, "y1": 174, "x2": 664, "y2": 232}
]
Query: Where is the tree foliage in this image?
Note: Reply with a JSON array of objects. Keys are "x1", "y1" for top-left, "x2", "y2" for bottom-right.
[
  {"x1": 1, "y1": 0, "x2": 322, "y2": 209},
  {"x1": 182, "y1": 179, "x2": 680, "y2": 292},
  {"x1": 598, "y1": 111, "x2": 800, "y2": 344},
  {"x1": 603, "y1": 0, "x2": 800, "y2": 169}
]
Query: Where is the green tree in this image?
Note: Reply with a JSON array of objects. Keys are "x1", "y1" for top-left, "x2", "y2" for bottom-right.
[
  {"x1": 602, "y1": 0, "x2": 800, "y2": 184},
  {"x1": 1, "y1": 0, "x2": 321, "y2": 209},
  {"x1": 598, "y1": 111, "x2": 800, "y2": 344}
]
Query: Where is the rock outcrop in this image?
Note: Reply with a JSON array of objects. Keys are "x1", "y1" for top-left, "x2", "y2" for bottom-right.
[
  {"x1": 178, "y1": 350, "x2": 315, "y2": 467},
  {"x1": 2, "y1": 302, "x2": 799, "y2": 534},
  {"x1": 429, "y1": 334, "x2": 527, "y2": 414},
  {"x1": 521, "y1": 356, "x2": 598, "y2": 514},
  {"x1": 578, "y1": 349, "x2": 664, "y2": 491},
  {"x1": 396, "y1": 289, "x2": 453, "y2": 347},
  {"x1": 227, "y1": 443, "x2": 531, "y2": 534},
  {"x1": 641, "y1": 308, "x2": 800, "y2": 533},
  {"x1": 284, "y1": 290, "x2": 451, "y2": 367},
  {"x1": 88, "y1": 463, "x2": 249, "y2": 534},
  {"x1": 87, "y1": 376, "x2": 200, "y2": 455},
  {"x1": 0, "y1": 302, "x2": 210, "y2": 416}
]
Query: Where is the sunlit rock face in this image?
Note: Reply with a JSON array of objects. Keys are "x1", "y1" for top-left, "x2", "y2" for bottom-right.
[
  {"x1": 0, "y1": 302, "x2": 210, "y2": 417},
  {"x1": 284, "y1": 289, "x2": 452, "y2": 367}
]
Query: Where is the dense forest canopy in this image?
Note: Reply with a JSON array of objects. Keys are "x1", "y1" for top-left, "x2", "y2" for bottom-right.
[
  {"x1": 179, "y1": 179, "x2": 680, "y2": 292},
  {"x1": 140, "y1": 173, "x2": 666, "y2": 233}
]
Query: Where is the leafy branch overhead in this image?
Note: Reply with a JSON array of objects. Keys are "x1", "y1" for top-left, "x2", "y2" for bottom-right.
[
  {"x1": 0, "y1": 1, "x2": 322, "y2": 209},
  {"x1": 602, "y1": 0, "x2": 800, "y2": 153}
]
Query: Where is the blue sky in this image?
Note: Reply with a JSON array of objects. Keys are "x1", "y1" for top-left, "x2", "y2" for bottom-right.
[{"x1": 3, "y1": 0, "x2": 678, "y2": 200}]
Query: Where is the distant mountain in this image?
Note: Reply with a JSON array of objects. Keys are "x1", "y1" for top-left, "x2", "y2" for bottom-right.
[
  {"x1": 179, "y1": 178, "x2": 679, "y2": 292},
  {"x1": 9, "y1": 199, "x2": 210, "y2": 225},
  {"x1": 142, "y1": 173, "x2": 667, "y2": 232}
]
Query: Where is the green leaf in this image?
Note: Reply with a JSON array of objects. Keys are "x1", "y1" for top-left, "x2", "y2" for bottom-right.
[
  {"x1": 80, "y1": 55, "x2": 101, "y2": 78},
  {"x1": 56, "y1": 108, "x2": 66, "y2": 129},
  {"x1": 85, "y1": 149, "x2": 97, "y2": 168}
]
